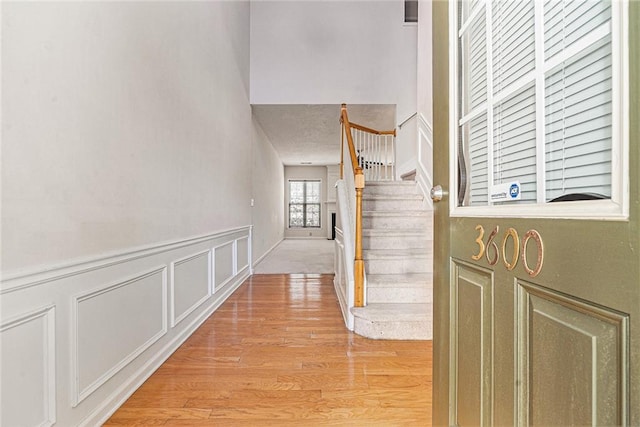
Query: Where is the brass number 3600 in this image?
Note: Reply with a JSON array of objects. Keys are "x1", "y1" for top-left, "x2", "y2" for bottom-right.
[{"x1": 471, "y1": 225, "x2": 544, "y2": 277}]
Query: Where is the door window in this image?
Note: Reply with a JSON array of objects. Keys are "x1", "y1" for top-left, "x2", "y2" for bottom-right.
[{"x1": 453, "y1": 0, "x2": 628, "y2": 218}]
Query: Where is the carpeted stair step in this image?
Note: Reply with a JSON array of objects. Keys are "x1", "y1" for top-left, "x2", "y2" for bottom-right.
[
  {"x1": 362, "y1": 229, "x2": 431, "y2": 250},
  {"x1": 362, "y1": 193, "x2": 424, "y2": 211},
  {"x1": 367, "y1": 273, "x2": 433, "y2": 304},
  {"x1": 363, "y1": 249, "x2": 432, "y2": 274},
  {"x1": 362, "y1": 210, "x2": 431, "y2": 230},
  {"x1": 351, "y1": 303, "x2": 432, "y2": 340}
]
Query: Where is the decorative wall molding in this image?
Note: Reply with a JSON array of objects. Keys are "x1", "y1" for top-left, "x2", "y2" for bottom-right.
[
  {"x1": 3, "y1": 225, "x2": 252, "y2": 426},
  {"x1": 1, "y1": 226, "x2": 252, "y2": 294},
  {"x1": 213, "y1": 240, "x2": 236, "y2": 290},
  {"x1": 71, "y1": 266, "x2": 168, "y2": 406},
  {"x1": 236, "y1": 236, "x2": 250, "y2": 273},
  {"x1": 1, "y1": 305, "x2": 56, "y2": 427},
  {"x1": 417, "y1": 113, "x2": 434, "y2": 208},
  {"x1": 170, "y1": 250, "x2": 212, "y2": 328},
  {"x1": 79, "y1": 267, "x2": 250, "y2": 427}
]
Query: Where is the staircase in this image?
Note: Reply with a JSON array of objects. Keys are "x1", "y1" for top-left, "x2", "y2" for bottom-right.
[{"x1": 350, "y1": 181, "x2": 433, "y2": 340}]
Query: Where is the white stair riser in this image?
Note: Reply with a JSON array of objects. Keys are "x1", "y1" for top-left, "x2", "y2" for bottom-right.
[
  {"x1": 363, "y1": 198, "x2": 424, "y2": 211},
  {"x1": 365, "y1": 257, "x2": 432, "y2": 274},
  {"x1": 367, "y1": 287, "x2": 432, "y2": 304},
  {"x1": 363, "y1": 215, "x2": 429, "y2": 229},
  {"x1": 365, "y1": 184, "x2": 418, "y2": 196},
  {"x1": 362, "y1": 234, "x2": 431, "y2": 250},
  {"x1": 352, "y1": 317, "x2": 432, "y2": 340}
]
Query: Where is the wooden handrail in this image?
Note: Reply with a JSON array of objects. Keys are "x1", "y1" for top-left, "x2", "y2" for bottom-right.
[{"x1": 349, "y1": 122, "x2": 396, "y2": 136}]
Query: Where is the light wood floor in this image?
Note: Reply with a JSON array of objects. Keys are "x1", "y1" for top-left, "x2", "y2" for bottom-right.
[{"x1": 105, "y1": 274, "x2": 432, "y2": 426}]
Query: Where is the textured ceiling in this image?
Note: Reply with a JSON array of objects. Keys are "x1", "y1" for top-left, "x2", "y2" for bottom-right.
[{"x1": 252, "y1": 104, "x2": 396, "y2": 166}]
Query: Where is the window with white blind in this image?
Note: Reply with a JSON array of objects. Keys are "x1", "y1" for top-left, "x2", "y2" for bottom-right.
[
  {"x1": 288, "y1": 180, "x2": 321, "y2": 228},
  {"x1": 453, "y1": 0, "x2": 628, "y2": 218}
]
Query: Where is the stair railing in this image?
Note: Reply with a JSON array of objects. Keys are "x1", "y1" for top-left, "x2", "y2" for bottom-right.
[{"x1": 339, "y1": 104, "x2": 397, "y2": 309}]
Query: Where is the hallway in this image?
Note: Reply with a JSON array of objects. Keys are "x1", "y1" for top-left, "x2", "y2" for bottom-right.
[{"x1": 105, "y1": 274, "x2": 432, "y2": 426}]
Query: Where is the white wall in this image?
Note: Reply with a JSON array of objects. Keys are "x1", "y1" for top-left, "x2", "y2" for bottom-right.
[
  {"x1": 284, "y1": 166, "x2": 329, "y2": 239},
  {"x1": 250, "y1": 0, "x2": 417, "y2": 121},
  {"x1": 2, "y1": 1, "x2": 252, "y2": 273},
  {"x1": 0, "y1": 2, "x2": 268, "y2": 426},
  {"x1": 418, "y1": 0, "x2": 433, "y2": 127},
  {"x1": 251, "y1": 114, "x2": 285, "y2": 264},
  {"x1": 416, "y1": 0, "x2": 434, "y2": 204}
]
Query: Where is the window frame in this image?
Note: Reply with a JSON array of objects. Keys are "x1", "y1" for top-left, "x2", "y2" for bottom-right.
[
  {"x1": 448, "y1": 0, "x2": 629, "y2": 220},
  {"x1": 288, "y1": 179, "x2": 322, "y2": 229}
]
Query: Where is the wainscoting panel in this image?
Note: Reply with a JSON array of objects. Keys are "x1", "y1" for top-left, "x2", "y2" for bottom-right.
[
  {"x1": 214, "y1": 241, "x2": 235, "y2": 289},
  {"x1": 73, "y1": 267, "x2": 167, "y2": 405},
  {"x1": 0, "y1": 225, "x2": 252, "y2": 427},
  {"x1": 0, "y1": 306, "x2": 56, "y2": 427},
  {"x1": 171, "y1": 251, "x2": 211, "y2": 327},
  {"x1": 236, "y1": 237, "x2": 249, "y2": 273}
]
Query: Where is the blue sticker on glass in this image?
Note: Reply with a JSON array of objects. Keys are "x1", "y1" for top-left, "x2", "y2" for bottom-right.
[{"x1": 509, "y1": 183, "x2": 520, "y2": 199}]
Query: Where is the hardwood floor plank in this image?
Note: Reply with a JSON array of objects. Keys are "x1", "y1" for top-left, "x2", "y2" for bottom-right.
[{"x1": 105, "y1": 274, "x2": 431, "y2": 425}]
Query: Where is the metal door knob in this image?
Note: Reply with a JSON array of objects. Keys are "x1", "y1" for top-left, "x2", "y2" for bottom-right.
[{"x1": 430, "y1": 185, "x2": 446, "y2": 202}]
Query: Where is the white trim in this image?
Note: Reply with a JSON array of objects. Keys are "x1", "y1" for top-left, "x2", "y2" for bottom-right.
[
  {"x1": 169, "y1": 250, "x2": 212, "y2": 328},
  {"x1": 235, "y1": 236, "x2": 250, "y2": 273},
  {"x1": 485, "y1": 0, "x2": 494, "y2": 206},
  {"x1": 1, "y1": 225, "x2": 252, "y2": 294},
  {"x1": 1, "y1": 305, "x2": 57, "y2": 427},
  {"x1": 248, "y1": 226, "x2": 254, "y2": 275},
  {"x1": 71, "y1": 266, "x2": 168, "y2": 406},
  {"x1": 212, "y1": 240, "x2": 236, "y2": 290},
  {"x1": 232, "y1": 239, "x2": 238, "y2": 276},
  {"x1": 613, "y1": 0, "x2": 630, "y2": 219},
  {"x1": 283, "y1": 236, "x2": 328, "y2": 240},
  {"x1": 534, "y1": 0, "x2": 546, "y2": 203},
  {"x1": 417, "y1": 119, "x2": 434, "y2": 208}
]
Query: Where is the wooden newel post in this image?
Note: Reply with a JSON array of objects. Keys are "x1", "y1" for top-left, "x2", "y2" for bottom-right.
[{"x1": 354, "y1": 167, "x2": 365, "y2": 307}]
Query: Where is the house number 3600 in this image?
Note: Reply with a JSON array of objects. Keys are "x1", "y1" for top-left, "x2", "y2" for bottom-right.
[{"x1": 471, "y1": 225, "x2": 544, "y2": 277}]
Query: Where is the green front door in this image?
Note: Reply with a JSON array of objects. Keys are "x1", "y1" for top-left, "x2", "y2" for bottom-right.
[{"x1": 432, "y1": 1, "x2": 640, "y2": 425}]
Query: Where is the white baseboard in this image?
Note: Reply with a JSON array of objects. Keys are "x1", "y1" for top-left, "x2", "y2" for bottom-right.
[
  {"x1": 252, "y1": 237, "x2": 283, "y2": 270},
  {"x1": 283, "y1": 236, "x2": 327, "y2": 240}
]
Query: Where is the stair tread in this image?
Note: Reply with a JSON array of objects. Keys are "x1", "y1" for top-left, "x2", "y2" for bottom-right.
[
  {"x1": 367, "y1": 273, "x2": 433, "y2": 286},
  {"x1": 351, "y1": 303, "x2": 432, "y2": 321}
]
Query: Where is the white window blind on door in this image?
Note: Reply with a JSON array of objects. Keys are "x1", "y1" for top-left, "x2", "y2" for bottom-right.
[{"x1": 458, "y1": 0, "x2": 614, "y2": 207}]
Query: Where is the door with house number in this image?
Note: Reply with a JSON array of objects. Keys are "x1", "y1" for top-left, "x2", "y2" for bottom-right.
[{"x1": 431, "y1": 0, "x2": 639, "y2": 426}]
